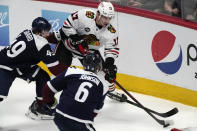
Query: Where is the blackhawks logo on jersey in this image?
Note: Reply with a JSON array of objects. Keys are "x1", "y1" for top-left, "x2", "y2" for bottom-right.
[
  {"x1": 86, "y1": 11, "x2": 95, "y2": 19},
  {"x1": 107, "y1": 25, "x2": 116, "y2": 33}
]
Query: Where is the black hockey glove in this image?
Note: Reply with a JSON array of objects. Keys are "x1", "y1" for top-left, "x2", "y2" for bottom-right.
[
  {"x1": 69, "y1": 34, "x2": 89, "y2": 55},
  {"x1": 103, "y1": 57, "x2": 117, "y2": 83},
  {"x1": 104, "y1": 64, "x2": 117, "y2": 83},
  {"x1": 103, "y1": 57, "x2": 115, "y2": 70}
]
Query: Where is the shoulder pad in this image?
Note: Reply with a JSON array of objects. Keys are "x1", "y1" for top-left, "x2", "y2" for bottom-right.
[
  {"x1": 107, "y1": 24, "x2": 116, "y2": 33},
  {"x1": 85, "y1": 11, "x2": 95, "y2": 19}
]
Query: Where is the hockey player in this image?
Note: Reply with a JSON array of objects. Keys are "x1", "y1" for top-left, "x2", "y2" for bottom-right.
[
  {"x1": 0, "y1": 17, "x2": 66, "y2": 119},
  {"x1": 41, "y1": 53, "x2": 108, "y2": 131},
  {"x1": 46, "y1": 1, "x2": 126, "y2": 101}
]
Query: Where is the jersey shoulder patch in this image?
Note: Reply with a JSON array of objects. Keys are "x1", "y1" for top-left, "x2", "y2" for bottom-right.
[
  {"x1": 107, "y1": 24, "x2": 116, "y2": 33},
  {"x1": 85, "y1": 11, "x2": 95, "y2": 19}
]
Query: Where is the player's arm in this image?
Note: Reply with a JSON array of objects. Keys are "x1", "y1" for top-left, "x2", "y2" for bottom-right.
[
  {"x1": 40, "y1": 70, "x2": 68, "y2": 115},
  {"x1": 42, "y1": 70, "x2": 68, "y2": 105},
  {"x1": 39, "y1": 44, "x2": 67, "y2": 76},
  {"x1": 93, "y1": 95, "x2": 106, "y2": 117},
  {"x1": 62, "y1": 11, "x2": 91, "y2": 55},
  {"x1": 61, "y1": 11, "x2": 79, "y2": 36},
  {"x1": 104, "y1": 25, "x2": 119, "y2": 63},
  {"x1": 103, "y1": 32, "x2": 119, "y2": 83},
  {"x1": 104, "y1": 24, "x2": 119, "y2": 58},
  {"x1": 94, "y1": 96, "x2": 107, "y2": 117},
  {"x1": 94, "y1": 83, "x2": 108, "y2": 117}
]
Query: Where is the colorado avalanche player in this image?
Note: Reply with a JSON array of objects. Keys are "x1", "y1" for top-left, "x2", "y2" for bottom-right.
[
  {"x1": 47, "y1": 1, "x2": 126, "y2": 101},
  {"x1": 41, "y1": 53, "x2": 108, "y2": 131},
  {"x1": 0, "y1": 17, "x2": 66, "y2": 119}
]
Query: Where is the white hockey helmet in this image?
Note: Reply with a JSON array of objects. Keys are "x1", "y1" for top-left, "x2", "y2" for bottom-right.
[{"x1": 97, "y1": 2, "x2": 115, "y2": 18}]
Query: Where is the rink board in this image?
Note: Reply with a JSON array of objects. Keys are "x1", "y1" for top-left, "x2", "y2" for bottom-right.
[
  {"x1": 38, "y1": 62, "x2": 197, "y2": 107},
  {"x1": 117, "y1": 73, "x2": 197, "y2": 107}
]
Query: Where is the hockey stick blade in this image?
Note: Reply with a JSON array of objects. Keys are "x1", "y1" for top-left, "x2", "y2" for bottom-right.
[
  {"x1": 108, "y1": 92, "x2": 178, "y2": 118},
  {"x1": 127, "y1": 100, "x2": 178, "y2": 117},
  {"x1": 114, "y1": 80, "x2": 171, "y2": 127},
  {"x1": 126, "y1": 99, "x2": 178, "y2": 117}
]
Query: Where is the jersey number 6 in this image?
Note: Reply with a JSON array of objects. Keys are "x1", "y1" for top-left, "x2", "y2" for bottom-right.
[{"x1": 74, "y1": 82, "x2": 93, "y2": 103}]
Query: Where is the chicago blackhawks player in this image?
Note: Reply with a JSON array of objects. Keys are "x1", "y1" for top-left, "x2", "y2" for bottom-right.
[{"x1": 47, "y1": 1, "x2": 126, "y2": 101}]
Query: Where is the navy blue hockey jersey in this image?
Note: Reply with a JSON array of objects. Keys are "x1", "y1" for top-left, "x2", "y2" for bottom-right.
[
  {"x1": 47, "y1": 67, "x2": 109, "y2": 124},
  {"x1": 0, "y1": 30, "x2": 58, "y2": 73}
]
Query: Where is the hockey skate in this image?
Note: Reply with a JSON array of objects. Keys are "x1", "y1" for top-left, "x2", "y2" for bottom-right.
[
  {"x1": 106, "y1": 83, "x2": 127, "y2": 102},
  {"x1": 107, "y1": 90, "x2": 127, "y2": 102},
  {"x1": 25, "y1": 99, "x2": 56, "y2": 120}
]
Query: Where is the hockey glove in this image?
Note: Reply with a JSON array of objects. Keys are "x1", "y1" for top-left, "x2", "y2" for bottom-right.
[
  {"x1": 103, "y1": 57, "x2": 115, "y2": 70},
  {"x1": 104, "y1": 64, "x2": 117, "y2": 83},
  {"x1": 69, "y1": 34, "x2": 89, "y2": 55},
  {"x1": 103, "y1": 57, "x2": 117, "y2": 83}
]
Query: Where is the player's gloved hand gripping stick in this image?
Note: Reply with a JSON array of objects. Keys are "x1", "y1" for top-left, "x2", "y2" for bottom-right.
[{"x1": 103, "y1": 57, "x2": 117, "y2": 83}]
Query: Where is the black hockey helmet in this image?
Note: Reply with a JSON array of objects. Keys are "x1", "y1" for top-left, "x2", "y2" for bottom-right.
[
  {"x1": 83, "y1": 53, "x2": 102, "y2": 73},
  {"x1": 32, "y1": 17, "x2": 51, "y2": 34}
]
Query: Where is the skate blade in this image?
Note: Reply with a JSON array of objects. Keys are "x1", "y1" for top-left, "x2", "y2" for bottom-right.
[{"x1": 25, "y1": 109, "x2": 54, "y2": 120}]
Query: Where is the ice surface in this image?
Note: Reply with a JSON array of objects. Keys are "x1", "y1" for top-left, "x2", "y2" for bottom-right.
[{"x1": 0, "y1": 78, "x2": 197, "y2": 131}]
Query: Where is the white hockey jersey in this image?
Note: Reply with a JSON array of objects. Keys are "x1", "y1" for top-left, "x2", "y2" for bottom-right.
[{"x1": 57, "y1": 9, "x2": 119, "y2": 59}]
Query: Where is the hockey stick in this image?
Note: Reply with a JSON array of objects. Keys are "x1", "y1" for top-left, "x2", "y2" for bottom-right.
[
  {"x1": 94, "y1": 51, "x2": 173, "y2": 127},
  {"x1": 114, "y1": 80, "x2": 173, "y2": 127},
  {"x1": 107, "y1": 92, "x2": 178, "y2": 118}
]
